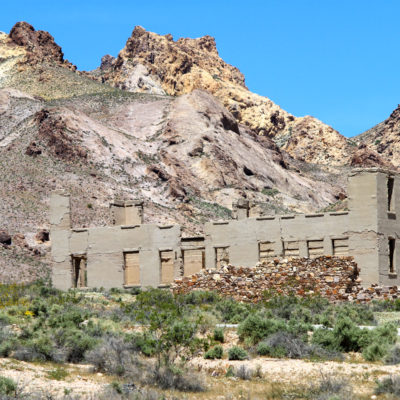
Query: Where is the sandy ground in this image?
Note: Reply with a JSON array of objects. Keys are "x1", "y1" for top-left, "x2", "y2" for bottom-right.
[
  {"x1": 0, "y1": 358, "x2": 107, "y2": 399},
  {"x1": 191, "y1": 356, "x2": 400, "y2": 383},
  {"x1": 1, "y1": 354, "x2": 399, "y2": 399}
]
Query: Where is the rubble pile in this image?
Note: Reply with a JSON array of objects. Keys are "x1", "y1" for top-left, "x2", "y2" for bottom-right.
[{"x1": 171, "y1": 256, "x2": 400, "y2": 303}]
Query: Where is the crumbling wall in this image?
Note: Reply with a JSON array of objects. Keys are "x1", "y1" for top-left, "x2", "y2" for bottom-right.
[
  {"x1": 172, "y1": 257, "x2": 400, "y2": 303},
  {"x1": 204, "y1": 212, "x2": 349, "y2": 270}
]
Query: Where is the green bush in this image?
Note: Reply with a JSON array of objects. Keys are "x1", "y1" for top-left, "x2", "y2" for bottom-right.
[
  {"x1": 0, "y1": 376, "x2": 16, "y2": 395},
  {"x1": 182, "y1": 290, "x2": 220, "y2": 305},
  {"x1": 257, "y1": 342, "x2": 271, "y2": 356},
  {"x1": 238, "y1": 314, "x2": 286, "y2": 344},
  {"x1": 215, "y1": 298, "x2": 252, "y2": 323},
  {"x1": 228, "y1": 346, "x2": 248, "y2": 360},
  {"x1": 332, "y1": 317, "x2": 362, "y2": 352},
  {"x1": 363, "y1": 343, "x2": 388, "y2": 362},
  {"x1": 312, "y1": 328, "x2": 339, "y2": 351},
  {"x1": 204, "y1": 345, "x2": 223, "y2": 360},
  {"x1": 213, "y1": 327, "x2": 224, "y2": 343}
]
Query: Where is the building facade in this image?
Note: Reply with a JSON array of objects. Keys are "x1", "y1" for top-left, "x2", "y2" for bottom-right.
[{"x1": 50, "y1": 168, "x2": 400, "y2": 290}]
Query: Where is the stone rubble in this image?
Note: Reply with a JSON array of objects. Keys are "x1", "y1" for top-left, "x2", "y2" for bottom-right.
[{"x1": 171, "y1": 256, "x2": 400, "y2": 303}]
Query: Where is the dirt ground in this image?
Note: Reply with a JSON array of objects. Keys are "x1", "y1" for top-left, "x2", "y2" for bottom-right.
[{"x1": 0, "y1": 355, "x2": 397, "y2": 399}]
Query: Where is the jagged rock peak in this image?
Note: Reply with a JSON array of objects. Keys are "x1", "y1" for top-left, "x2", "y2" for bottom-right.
[
  {"x1": 114, "y1": 25, "x2": 246, "y2": 90},
  {"x1": 8, "y1": 21, "x2": 75, "y2": 69}
]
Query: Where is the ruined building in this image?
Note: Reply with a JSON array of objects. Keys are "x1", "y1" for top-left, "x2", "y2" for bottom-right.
[{"x1": 50, "y1": 169, "x2": 400, "y2": 290}]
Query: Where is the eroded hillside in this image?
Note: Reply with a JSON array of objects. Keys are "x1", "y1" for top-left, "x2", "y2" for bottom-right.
[{"x1": 0, "y1": 21, "x2": 390, "y2": 282}]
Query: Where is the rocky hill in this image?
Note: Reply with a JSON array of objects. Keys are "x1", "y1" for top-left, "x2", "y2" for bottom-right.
[
  {"x1": 94, "y1": 26, "x2": 356, "y2": 166},
  {"x1": 0, "y1": 21, "x2": 393, "y2": 283},
  {"x1": 355, "y1": 105, "x2": 400, "y2": 167}
]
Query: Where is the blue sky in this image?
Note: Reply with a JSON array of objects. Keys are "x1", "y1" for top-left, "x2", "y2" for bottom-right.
[{"x1": 1, "y1": 0, "x2": 399, "y2": 137}]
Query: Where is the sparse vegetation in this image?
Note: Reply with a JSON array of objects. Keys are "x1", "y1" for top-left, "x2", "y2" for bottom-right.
[{"x1": 0, "y1": 283, "x2": 399, "y2": 397}]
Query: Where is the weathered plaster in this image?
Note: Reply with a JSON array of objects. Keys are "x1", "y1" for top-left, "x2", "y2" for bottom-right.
[{"x1": 50, "y1": 169, "x2": 400, "y2": 289}]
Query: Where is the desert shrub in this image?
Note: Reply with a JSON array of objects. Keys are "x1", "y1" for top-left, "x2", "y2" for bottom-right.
[
  {"x1": 309, "y1": 374, "x2": 354, "y2": 399},
  {"x1": 125, "y1": 289, "x2": 202, "y2": 373},
  {"x1": 371, "y1": 298, "x2": 400, "y2": 312},
  {"x1": 312, "y1": 328, "x2": 339, "y2": 351},
  {"x1": 215, "y1": 298, "x2": 252, "y2": 323},
  {"x1": 257, "y1": 342, "x2": 271, "y2": 356},
  {"x1": 313, "y1": 317, "x2": 364, "y2": 353},
  {"x1": 86, "y1": 334, "x2": 141, "y2": 378},
  {"x1": 260, "y1": 332, "x2": 310, "y2": 359},
  {"x1": 47, "y1": 306, "x2": 91, "y2": 329},
  {"x1": 195, "y1": 311, "x2": 218, "y2": 335},
  {"x1": 204, "y1": 345, "x2": 223, "y2": 360},
  {"x1": 238, "y1": 313, "x2": 286, "y2": 344},
  {"x1": 375, "y1": 375, "x2": 400, "y2": 396},
  {"x1": 263, "y1": 294, "x2": 329, "y2": 323},
  {"x1": 286, "y1": 319, "x2": 312, "y2": 340},
  {"x1": 148, "y1": 366, "x2": 205, "y2": 392},
  {"x1": 228, "y1": 346, "x2": 248, "y2": 360},
  {"x1": 56, "y1": 328, "x2": 97, "y2": 363},
  {"x1": 182, "y1": 290, "x2": 220, "y2": 305},
  {"x1": 385, "y1": 346, "x2": 400, "y2": 365},
  {"x1": 332, "y1": 317, "x2": 362, "y2": 352},
  {"x1": 373, "y1": 322, "x2": 398, "y2": 345},
  {"x1": 235, "y1": 364, "x2": 253, "y2": 380},
  {"x1": 213, "y1": 327, "x2": 224, "y2": 343},
  {"x1": 362, "y1": 342, "x2": 388, "y2": 362},
  {"x1": 0, "y1": 338, "x2": 16, "y2": 357},
  {"x1": 0, "y1": 376, "x2": 16, "y2": 396}
]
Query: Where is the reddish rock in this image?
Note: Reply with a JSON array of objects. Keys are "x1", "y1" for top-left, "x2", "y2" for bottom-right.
[{"x1": 0, "y1": 231, "x2": 12, "y2": 245}]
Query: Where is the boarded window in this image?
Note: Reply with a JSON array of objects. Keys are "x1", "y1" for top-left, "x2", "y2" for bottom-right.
[
  {"x1": 215, "y1": 247, "x2": 229, "y2": 268},
  {"x1": 389, "y1": 238, "x2": 396, "y2": 274},
  {"x1": 183, "y1": 249, "x2": 205, "y2": 276},
  {"x1": 259, "y1": 241, "x2": 275, "y2": 261},
  {"x1": 388, "y1": 177, "x2": 395, "y2": 212},
  {"x1": 71, "y1": 255, "x2": 87, "y2": 288},
  {"x1": 307, "y1": 239, "x2": 324, "y2": 258},
  {"x1": 332, "y1": 238, "x2": 349, "y2": 256},
  {"x1": 283, "y1": 241, "x2": 299, "y2": 257},
  {"x1": 124, "y1": 251, "x2": 140, "y2": 286},
  {"x1": 160, "y1": 250, "x2": 175, "y2": 284}
]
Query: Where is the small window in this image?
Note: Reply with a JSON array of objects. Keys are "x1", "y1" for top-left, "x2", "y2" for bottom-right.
[
  {"x1": 283, "y1": 241, "x2": 299, "y2": 257},
  {"x1": 388, "y1": 177, "x2": 395, "y2": 212},
  {"x1": 215, "y1": 247, "x2": 229, "y2": 268},
  {"x1": 307, "y1": 239, "x2": 324, "y2": 258},
  {"x1": 259, "y1": 241, "x2": 275, "y2": 261},
  {"x1": 389, "y1": 238, "x2": 396, "y2": 274},
  {"x1": 71, "y1": 255, "x2": 87, "y2": 288},
  {"x1": 332, "y1": 238, "x2": 349, "y2": 256},
  {"x1": 124, "y1": 251, "x2": 140, "y2": 286}
]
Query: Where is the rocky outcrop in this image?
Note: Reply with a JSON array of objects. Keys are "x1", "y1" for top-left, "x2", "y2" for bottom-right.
[
  {"x1": 350, "y1": 144, "x2": 395, "y2": 169},
  {"x1": 34, "y1": 109, "x2": 87, "y2": 160},
  {"x1": 8, "y1": 22, "x2": 75, "y2": 69},
  {"x1": 356, "y1": 105, "x2": 400, "y2": 168},
  {"x1": 7, "y1": 22, "x2": 75, "y2": 70},
  {"x1": 96, "y1": 26, "x2": 350, "y2": 166}
]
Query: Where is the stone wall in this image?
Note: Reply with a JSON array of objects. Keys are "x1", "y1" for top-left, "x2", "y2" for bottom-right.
[{"x1": 171, "y1": 256, "x2": 400, "y2": 303}]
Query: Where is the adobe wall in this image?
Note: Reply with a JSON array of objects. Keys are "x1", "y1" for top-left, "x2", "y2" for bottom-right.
[
  {"x1": 50, "y1": 192, "x2": 181, "y2": 290},
  {"x1": 50, "y1": 169, "x2": 400, "y2": 290},
  {"x1": 204, "y1": 212, "x2": 349, "y2": 269},
  {"x1": 347, "y1": 169, "x2": 400, "y2": 286},
  {"x1": 376, "y1": 170, "x2": 400, "y2": 285}
]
